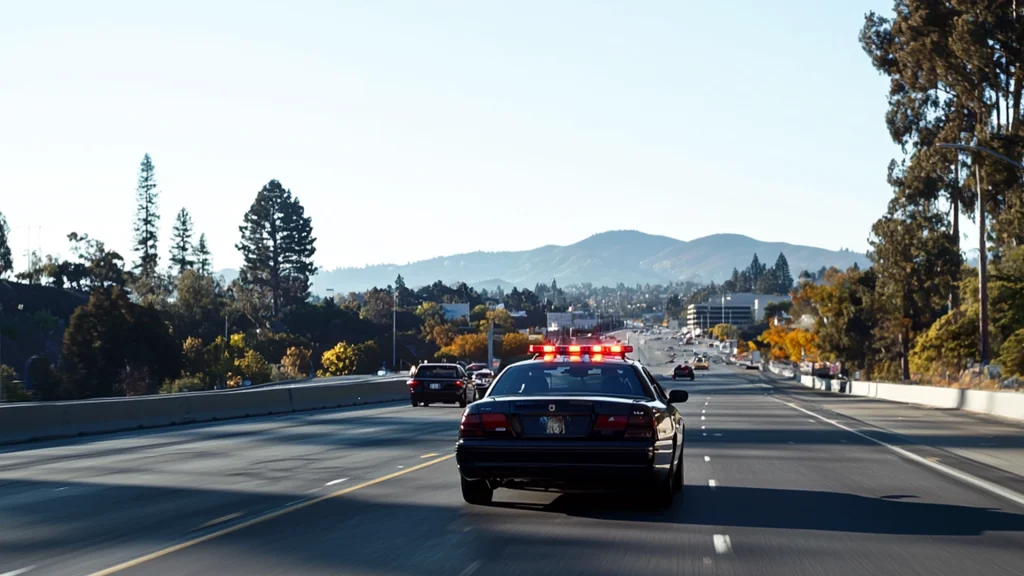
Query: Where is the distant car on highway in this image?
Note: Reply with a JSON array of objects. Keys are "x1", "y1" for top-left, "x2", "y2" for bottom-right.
[
  {"x1": 456, "y1": 343, "x2": 688, "y2": 508},
  {"x1": 465, "y1": 363, "x2": 488, "y2": 379},
  {"x1": 470, "y1": 369, "x2": 495, "y2": 399},
  {"x1": 693, "y1": 357, "x2": 709, "y2": 370},
  {"x1": 672, "y1": 364, "x2": 695, "y2": 380},
  {"x1": 408, "y1": 363, "x2": 474, "y2": 407}
]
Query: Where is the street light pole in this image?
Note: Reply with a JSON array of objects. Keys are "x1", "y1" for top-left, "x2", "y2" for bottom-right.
[
  {"x1": 392, "y1": 289, "x2": 397, "y2": 371},
  {"x1": 935, "y1": 142, "x2": 1022, "y2": 366}
]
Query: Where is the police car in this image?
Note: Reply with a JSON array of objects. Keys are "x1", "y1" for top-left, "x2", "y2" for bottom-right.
[{"x1": 455, "y1": 344, "x2": 688, "y2": 508}]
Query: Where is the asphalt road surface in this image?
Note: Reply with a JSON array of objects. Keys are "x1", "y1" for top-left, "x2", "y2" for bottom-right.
[{"x1": 0, "y1": 334, "x2": 1022, "y2": 575}]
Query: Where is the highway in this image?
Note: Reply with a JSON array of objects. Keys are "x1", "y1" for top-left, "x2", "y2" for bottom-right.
[{"x1": 0, "y1": 334, "x2": 1022, "y2": 575}]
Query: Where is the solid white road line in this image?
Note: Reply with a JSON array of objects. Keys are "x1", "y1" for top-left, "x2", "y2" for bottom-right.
[
  {"x1": 713, "y1": 535, "x2": 732, "y2": 554},
  {"x1": 0, "y1": 567, "x2": 36, "y2": 576},
  {"x1": 778, "y1": 399, "x2": 1024, "y2": 509},
  {"x1": 459, "y1": 560, "x2": 482, "y2": 576},
  {"x1": 325, "y1": 478, "x2": 349, "y2": 486}
]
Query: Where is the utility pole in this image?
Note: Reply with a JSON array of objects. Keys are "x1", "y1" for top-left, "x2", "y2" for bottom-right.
[
  {"x1": 936, "y1": 142, "x2": 1024, "y2": 367},
  {"x1": 392, "y1": 289, "x2": 397, "y2": 371},
  {"x1": 976, "y1": 164, "x2": 990, "y2": 365},
  {"x1": 487, "y1": 319, "x2": 495, "y2": 370}
]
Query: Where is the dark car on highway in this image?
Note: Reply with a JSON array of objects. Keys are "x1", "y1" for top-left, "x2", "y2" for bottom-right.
[
  {"x1": 408, "y1": 363, "x2": 474, "y2": 407},
  {"x1": 470, "y1": 368, "x2": 495, "y2": 400},
  {"x1": 673, "y1": 364, "x2": 695, "y2": 380},
  {"x1": 455, "y1": 344, "x2": 688, "y2": 508}
]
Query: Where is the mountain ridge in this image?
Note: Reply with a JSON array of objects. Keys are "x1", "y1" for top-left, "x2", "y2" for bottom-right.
[{"x1": 213, "y1": 230, "x2": 868, "y2": 294}]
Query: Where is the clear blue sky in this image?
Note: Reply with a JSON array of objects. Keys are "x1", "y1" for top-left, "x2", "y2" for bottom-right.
[{"x1": 2, "y1": 0, "x2": 905, "y2": 273}]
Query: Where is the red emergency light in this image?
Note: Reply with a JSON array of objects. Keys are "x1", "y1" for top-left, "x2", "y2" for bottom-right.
[{"x1": 528, "y1": 344, "x2": 633, "y2": 357}]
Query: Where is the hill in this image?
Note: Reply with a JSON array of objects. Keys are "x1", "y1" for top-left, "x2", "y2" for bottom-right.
[{"x1": 298, "y1": 230, "x2": 870, "y2": 294}]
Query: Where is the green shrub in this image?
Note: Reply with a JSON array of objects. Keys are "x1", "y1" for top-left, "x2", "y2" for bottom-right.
[
  {"x1": 159, "y1": 374, "x2": 207, "y2": 394},
  {"x1": 234, "y1": 349, "x2": 271, "y2": 384}
]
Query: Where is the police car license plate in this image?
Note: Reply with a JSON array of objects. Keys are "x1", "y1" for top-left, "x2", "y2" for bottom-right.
[
  {"x1": 544, "y1": 416, "x2": 566, "y2": 435},
  {"x1": 429, "y1": 383, "x2": 441, "y2": 390}
]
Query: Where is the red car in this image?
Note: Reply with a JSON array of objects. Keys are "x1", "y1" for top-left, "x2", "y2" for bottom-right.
[{"x1": 673, "y1": 364, "x2": 695, "y2": 381}]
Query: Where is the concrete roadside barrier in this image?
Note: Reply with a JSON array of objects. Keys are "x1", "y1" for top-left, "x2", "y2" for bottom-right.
[
  {"x1": 786, "y1": 374, "x2": 1024, "y2": 423},
  {"x1": 290, "y1": 379, "x2": 407, "y2": 411},
  {"x1": 0, "y1": 403, "x2": 66, "y2": 444},
  {"x1": 69, "y1": 394, "x2": 194, "y2": 435},
  {"x1": 188, "y1": 387, "x2": 293, "y2": 420},
  {"x1": 0, "y1": 377, "x2": 411, "y2": 445}
]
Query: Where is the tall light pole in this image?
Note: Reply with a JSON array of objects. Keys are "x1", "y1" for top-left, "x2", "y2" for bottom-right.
[
  {"x1": 936, "y1": 142, "x2": 1024, "y2": 365},
  {"x1": 392, "y1": 289, "x2": 397, "y2": 371}
]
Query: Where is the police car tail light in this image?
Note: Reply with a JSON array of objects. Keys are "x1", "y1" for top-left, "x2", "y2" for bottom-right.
[
  {"x1": 594, "y1": 414, "x2": 628, "y2": 431},
  {"x1": 625, "y1": 408, "x2": 656, "y2": 439},
  {"x1": 481, "y1": 413, "x2": 511, "y2": 436},
  {"x1": 459, "y1": 413, "x2": 483, "y2": 438}
]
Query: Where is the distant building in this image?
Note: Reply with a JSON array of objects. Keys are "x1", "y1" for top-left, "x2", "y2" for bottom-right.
[
  {"x1": 686, "y1": 292, "x2": 791, "y2": 332},
  {"x1": 546, "y1": 312, "x2": 598, "y2": 333},
  {"x1": 441, "y1": 303, "x2": 470, "y2": 321}
]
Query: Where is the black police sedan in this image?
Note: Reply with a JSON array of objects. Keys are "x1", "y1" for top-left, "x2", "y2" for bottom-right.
[{"x1": 455, "y1": 344, "x2": 688, "y2": 508}]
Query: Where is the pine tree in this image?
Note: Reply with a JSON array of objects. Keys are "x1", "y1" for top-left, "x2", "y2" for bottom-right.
[
  {"x1": 746, "y1": 254, "x2": 764, "y2": 289},
  {"x1": 0, "y1": 211, "x2": 12, "y2": 278},
  {"x1": 193, "y1": 233, "x2": 212, "y2": 276},
  {"x1": 236, "y1": 180, "x2": 317, "y2": 317},
  {"x1": 132, "y1": 154, "x2": 160, "y2": 279},
  {"x1": 773, "y1": 252, "x2": 793, "y2": 293},
  {"x1": 169, "y1": 208, "x2": 195, "y2": 274}
]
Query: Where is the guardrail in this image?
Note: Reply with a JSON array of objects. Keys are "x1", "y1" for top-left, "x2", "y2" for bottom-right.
[
  {"x1": 0, "y1": 377, "x2": 409, "y2": 445},
  {"x1": 790, "y1": 374, "x2": 1024, "y2": 423}
]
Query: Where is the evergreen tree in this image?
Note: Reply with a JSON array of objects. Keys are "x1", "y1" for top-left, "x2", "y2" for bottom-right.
[
  {"x1": 394, "y1": 274, "x2": 415, "y2": 308},
  {"x1": 132, "y1": 154, "x2": 160, "y2": 279},
  {"x1": 236, "y1": 180, "x2": 318, "y2": 318},
  {"x1": 169, "y1": 208, "x2": 195, "y2": 274},
  {"x1": 0, "y1": 211, "x2": 12, "y2": 278},
  {"x1": 773, "y1": 252, "x2": 793, "y2": 293},
  {"x1": 193, "y1": 233, "x2": 212, "y2": 276}
]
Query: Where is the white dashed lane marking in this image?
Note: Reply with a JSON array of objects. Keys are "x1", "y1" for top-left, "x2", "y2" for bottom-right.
[
  {"x1": 0, "y1": 566, "x2": 36, "y2": 576},
  {"x1": 704, "y1": 456, "x2": 710, "y2": 462},
  {"x1": 325, "y1": 478, "x2": 349, "y2": 486},
  {"x1": 713, "y1": 534, "x2": 732, "y2": 554},
  {"x1": 708, "y1": 479, "x2": 717, "y2": 490}
]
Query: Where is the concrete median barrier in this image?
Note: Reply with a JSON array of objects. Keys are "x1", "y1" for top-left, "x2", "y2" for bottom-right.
[
  {"x1": 0, "y1": 377, "x2": 412, "y2": 445},
  {"x1": 290, "y1": 379, "x2": 407, "y2": 411}
]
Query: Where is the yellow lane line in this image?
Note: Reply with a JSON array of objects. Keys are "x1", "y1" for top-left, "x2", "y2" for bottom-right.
[{"x1": 88, "y1": 454, "x2": 456, "y2": 575}]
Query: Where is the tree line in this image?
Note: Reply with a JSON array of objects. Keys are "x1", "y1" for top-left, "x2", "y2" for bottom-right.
[
  {"x1": 0, "y1": 154, "x2": 674, "y2": 399},
  {"x1": 0, "y1": 154, "x2": 327, "y2": 398},
  {"x1": 755, "y1": 3, "x2": 1024, "y2": 382}
]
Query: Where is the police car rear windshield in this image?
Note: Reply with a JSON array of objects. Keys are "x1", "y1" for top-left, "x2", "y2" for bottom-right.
[{"x1": 489, "y1": 363, "x2": 653, "y2": 399}]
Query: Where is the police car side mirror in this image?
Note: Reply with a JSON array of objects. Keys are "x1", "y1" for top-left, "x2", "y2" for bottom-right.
[{"x1": 668, "y1": 390, "x2": 689, "y2": 404}]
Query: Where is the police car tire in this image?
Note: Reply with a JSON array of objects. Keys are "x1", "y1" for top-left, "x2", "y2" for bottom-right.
[{"x1": 461, "y1": 477, "x2": 493, "y2": 505}]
